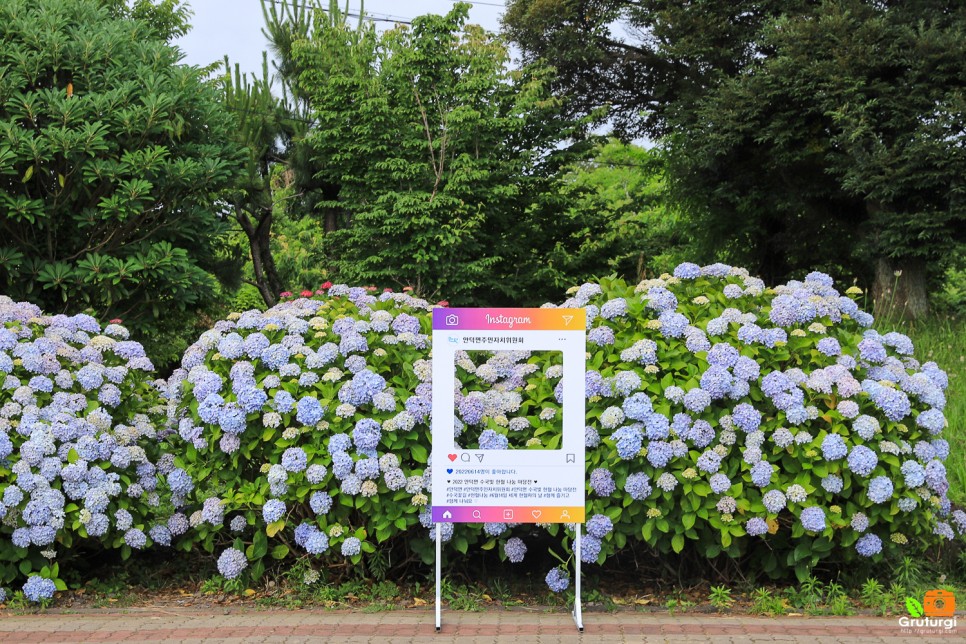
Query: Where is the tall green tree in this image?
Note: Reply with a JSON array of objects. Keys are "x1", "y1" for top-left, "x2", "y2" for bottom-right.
[
  {"x1": 504, "y1": 1, "x2": 966, "y2": 316},
  {"x1": 220, "y1": 54, "x2": 294, "y2": 308},
  {"x1": 535, "y1": 140, "x2": 689, "y2": 291},
  {"x1": 292, "y1": 2, "x2": 586, "y2": 303},
  {"x1": 0, "y1": 0, "x2": 242, "y2": 337}
]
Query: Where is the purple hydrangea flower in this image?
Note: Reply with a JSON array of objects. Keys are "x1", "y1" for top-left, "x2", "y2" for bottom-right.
[
  {"x1": 504, "y1": 537, "x2": 527, "y2": 563},
  {"x1": 589, "y1": 468, "x2": 616, "y2": 496}
]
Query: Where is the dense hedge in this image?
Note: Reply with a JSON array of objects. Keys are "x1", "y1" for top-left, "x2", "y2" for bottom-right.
[
  {"x1": 2, "y1": 264, "x2": 963, "y2": 602},
  {"x1": 163, "y1": 267, "x2": 962, "y2": 589}
]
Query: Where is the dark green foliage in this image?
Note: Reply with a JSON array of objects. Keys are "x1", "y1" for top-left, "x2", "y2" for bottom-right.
[
  {"x1": 533, "y1": 140, "x2": 690, "y2": 292},
  {"x1": 503, "y1": 1, "x2": 966, "y2": 315},
  {"x1": 0, "y1": 0, "x2": 242, "y2": 350}
]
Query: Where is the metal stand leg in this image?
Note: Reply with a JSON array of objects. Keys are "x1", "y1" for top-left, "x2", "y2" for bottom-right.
[
  {"x1": 572, "y1": 529, "x2": 583, "y2": 632},
  {"x1": 435, "y1": 523, "x2": 442, "y2": 632}
]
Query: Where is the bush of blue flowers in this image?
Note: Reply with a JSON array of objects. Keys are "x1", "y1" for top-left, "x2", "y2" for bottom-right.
[
  {"x1": 167, "y1": 266, "x2": 963, "y2": 591},
  {"x1": 570, "y1": 266, "x2": 962, "y2": 581},
  {"x1": 164, "y1": 286, "x2": 444, "y2": 581},
  {"x1": 0, "y1": 297, "x2": 175, "y2": 602}
]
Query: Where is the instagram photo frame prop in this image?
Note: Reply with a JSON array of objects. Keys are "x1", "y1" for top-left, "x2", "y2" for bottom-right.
[{"x1": 431, "y1": 308, "x2": 586, "y2": 632}]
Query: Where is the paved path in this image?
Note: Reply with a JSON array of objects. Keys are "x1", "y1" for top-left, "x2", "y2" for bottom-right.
[{"x1": 0, "y1": 608, "x2": 960, "y2": 643}]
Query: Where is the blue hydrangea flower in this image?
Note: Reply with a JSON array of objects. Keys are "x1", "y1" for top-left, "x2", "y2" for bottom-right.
[
  {"x1": 821, "y1": 475, "x2": 844, "y2": 494},
  {"x1": 586, "y1": 514, "x2": 613, "y2": 539},
  {"x1": 579, "y1": 534, "x2": 602, "y2": 563},
  {"x1": 855, "y1": 533, "x2": 882, "y2": 557},
  {"x1": 696, "y1": 450, "x2": 722, "y2": 474},
  {"x1": 504, "y1": 537, "x2": 527, "y2": 563},
  {"x1": 816, "y1": 337, "x2": 841, "y2": 356},
  {"x1": 124, "y1": 528, "x2": 147, "y2": 549},
  {"x1": 612, "y1": 425, "x2": 643, "y2": 460},
  {"x1": 915, "y1": 409, "x2": 945, "y2": 435},
  {"x1": 673, "y1": 262, "x2": 701, "y2": 279},
  {"x1": 600, "y1": 298, "x2": 627, "y2": 320},
  {"x1": 847, "y1": 445, "x2": 878, "y2": 477},
  {"x1": 623, "y1": 472, "x2": 651, "y2": 500},
  {"x1": 745, "y1": 517, "x2": 768, "y2": 536},
  {"x1": 682, "y1": 388, "x2": 711, "y2": 413},
  {"x1": 900, "y1": 460, "x2": 925, "y2": 488},
  {"x1": 750, "y1": 461, "x2": 773, "y2": 488},
  {"x1": 281, "y1": 447, "x2": 307, "y2": 473},
  {"x1": 866, "y1": 476, "x2": 893, "y2": 504},
  {"x1": 732, "y1": 403, "x2": 761, "y2": 432},
  {"x1": 710, "y1": 473, "x2": 732, "y2": 494},
  {"x1": 218, "y1": 547, "x2": 248, "y2": 579},
  {"x1": 587, "y1": 326, "x2": 615, "y2": 346},
  {"x1": 22, "y1": 576, "x2": 56, "y2": 603},
  {"x1": 296, "y1": 396, "x2": 324, "y2": 426},
  {"x1": 658, "y1": 311, "x2": 689, "y2": 338},
  {"x1": 646, "y1": 441, "x2": 673, "y2": 468},
  {"x1": 341, "y1": 536, "x2": 361, "y2": 556},
  {"x1": 262, "y1": 499, "x2": 286, "y2": 523},
  {"x1": 644, "y1": 287, "x2": 678, "y2": 312},
  {"x1": 622, "y1": 392, "x2": 652, "y2": 421},
  {"x1": 545, "y1": 567, "x2": 570, "y2": 593},
  {"x1": 799, "y1": 506, "x2": 825, "y2": 532},
  {"x1": 762, "y1": 490, "x2": 786, "y2": 513},
  {"x1": 820, "y1": 434, "x2": 847, "y2": 461}
]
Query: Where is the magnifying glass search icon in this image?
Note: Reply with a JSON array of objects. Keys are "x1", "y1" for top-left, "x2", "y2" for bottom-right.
[{"x1": 472, "y1": 510, "x2": 482, "y2": 519}]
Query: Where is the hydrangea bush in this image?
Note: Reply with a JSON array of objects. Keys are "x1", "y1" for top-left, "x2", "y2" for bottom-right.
[
  {"x1": 165, "y1": 286, "x2": 445, "y2": 581},
  {"x1": 167, "y1": 267, "x2": 962, "y2": 589},
  {"x1": 568, "y1": 266, "x2": 960, "y2": 580},
  {"x1": 0, "y1": 297, "x2": 173, "y2": 599}
]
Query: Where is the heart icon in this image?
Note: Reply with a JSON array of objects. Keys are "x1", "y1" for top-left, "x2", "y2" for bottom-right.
[
  {"x1": 446, "y1": 469, "x2": 453, "y2": 474},
  {"x1": 448, "y1": 454, "x2": 458, "y2": 462},
  {"x1": 531, "y1": 510, "x2": 542, "y2": 519}
]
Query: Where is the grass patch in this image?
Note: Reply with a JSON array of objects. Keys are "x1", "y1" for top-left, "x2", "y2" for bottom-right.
[{"x1": 875, "y1": 313, "x2": 965, "y2": 506}]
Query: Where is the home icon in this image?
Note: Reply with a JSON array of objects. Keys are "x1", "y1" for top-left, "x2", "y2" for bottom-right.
[{"x1": 442, "y1": 511, "x2": 453, "y2": 519}]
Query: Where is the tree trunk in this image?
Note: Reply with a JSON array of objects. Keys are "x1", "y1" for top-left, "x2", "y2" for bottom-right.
[
  {"x1": 236, "y1": 207, "x2": 280, "y2": 308},
  {"x1": 872, "y1": 256, "x2": 929, "y2": 321}
]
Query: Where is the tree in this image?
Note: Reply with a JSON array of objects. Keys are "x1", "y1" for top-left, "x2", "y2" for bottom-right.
[
  {"x1": 504, "y1": 1, "x2": 966, "y2": 316},
  {"x1": 534, "y1": 139, "x2": 690, "y2": 291},
  {"x1": 220, "y1": 54, "x2": 293, "y2": 308},
  {"x1": 291, "y1": 2, "x2": 587, "y2": 303},
  {"x1": 0, "y1": 0, "x2": 243, "y2": 341}
]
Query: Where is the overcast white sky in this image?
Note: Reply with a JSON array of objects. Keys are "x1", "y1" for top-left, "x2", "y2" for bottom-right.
[{"x1": 175, "y1": 0, "x2": 507, "y2": 76}]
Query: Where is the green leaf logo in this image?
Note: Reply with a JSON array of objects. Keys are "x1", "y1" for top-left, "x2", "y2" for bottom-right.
[{"x1": 906, "y1": 597, "x2": 924, "y2": 618}]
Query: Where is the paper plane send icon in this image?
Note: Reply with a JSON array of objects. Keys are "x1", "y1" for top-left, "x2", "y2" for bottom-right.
[{"x1": 562, "y1": 315, "x2": 573, "y2": 325}]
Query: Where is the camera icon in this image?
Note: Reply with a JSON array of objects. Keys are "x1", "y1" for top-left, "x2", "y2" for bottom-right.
[
  {"x1": 445, "y1": 314, "x2": 459, "y2": 326},
  {"x1": 924, "y1": 589, "x2": 956, "y2": 617}
]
